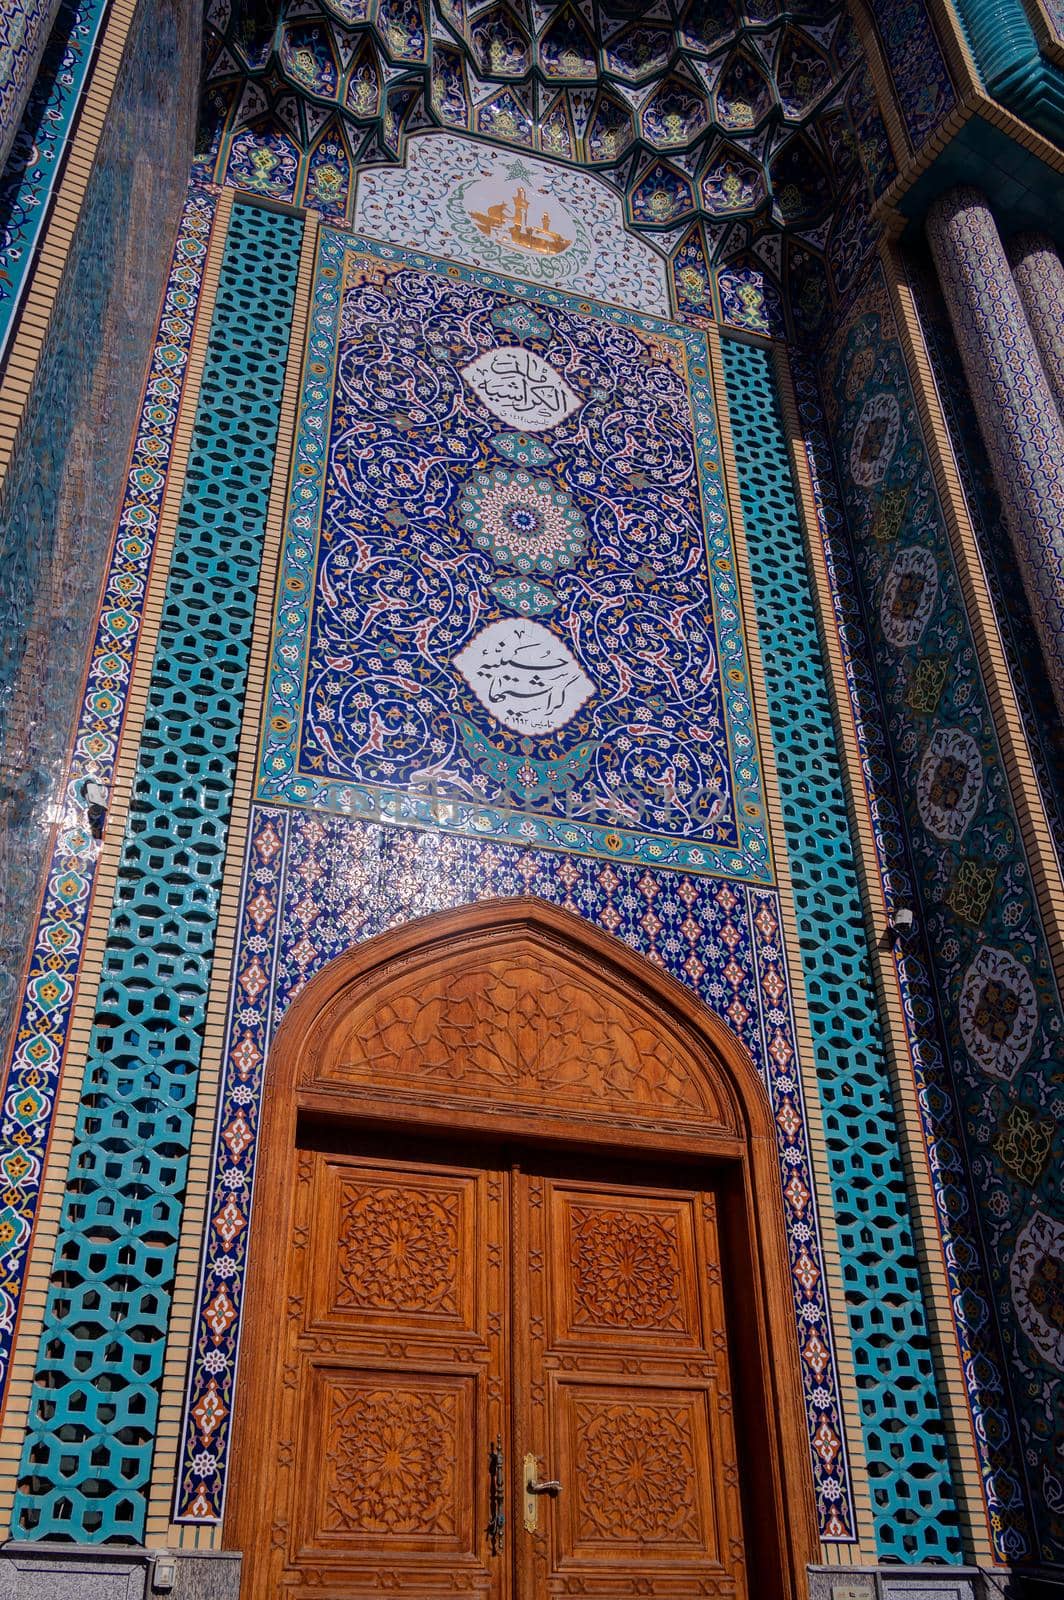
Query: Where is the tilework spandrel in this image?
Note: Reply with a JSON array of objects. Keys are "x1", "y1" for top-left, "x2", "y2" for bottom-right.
[
  {"x1": 0, "y1": 0, "x2": 198, "y2": 1069},
  {"x1": 176, "y1": 806, "x2": 855, "y2": 1542},
  {"x1": 353, "y1": 132, "x2": 669, "y2": 313},
  {"x1": 823, "y1": 264, "x2": 1064, "y2": 1565},
  {"x1": 258, "y1": 229, "x2": 770, "y2": 881}
]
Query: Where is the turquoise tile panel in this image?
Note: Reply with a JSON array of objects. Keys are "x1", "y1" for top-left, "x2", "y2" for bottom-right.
[
  {"x1": 720, "y1": 334, "x2": 962, "y2": 1561},
  {"x1": 10, "y1": 197, "x2": 303, "y2": 1544}
]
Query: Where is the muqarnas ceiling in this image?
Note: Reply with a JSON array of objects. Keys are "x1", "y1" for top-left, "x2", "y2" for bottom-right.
[{"x1": 196, "y1": 0, "x2": 896, "y2": 339}]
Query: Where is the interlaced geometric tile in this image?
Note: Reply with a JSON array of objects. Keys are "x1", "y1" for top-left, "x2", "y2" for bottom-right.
[
  {"x1": 11, "y1": 198, "x2": 303, "y2": 1543},
  {"x1": 720, "y1": 334, "x2": 962, "y2": 1560}
]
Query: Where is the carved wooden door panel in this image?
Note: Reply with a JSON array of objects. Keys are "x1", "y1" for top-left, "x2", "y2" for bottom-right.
[
  {"x1": 515, "y1": 1163, "x2": 748, "y2": 1600},
  {"x1": 268, "y1": 1140, "x2": 510, "y2": 1597},
  {"x1": 262, "y1": 1140, "x2": 747, "y2": 1599}
]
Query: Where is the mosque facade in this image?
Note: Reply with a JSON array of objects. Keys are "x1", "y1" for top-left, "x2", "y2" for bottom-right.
[{"x1": 0, "y1": 0, "x2": 1061, "y2": 1595}]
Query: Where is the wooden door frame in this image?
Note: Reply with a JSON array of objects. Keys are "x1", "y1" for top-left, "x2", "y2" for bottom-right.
[{"x1": 225, "y1": 896, "x2": 818, "y2": 1600}]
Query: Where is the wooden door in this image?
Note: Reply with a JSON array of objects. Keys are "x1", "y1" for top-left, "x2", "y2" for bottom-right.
[
  {"x1": 257, "y1": 1135, "x2": 747, "y2": 1599},
  {"x1": 267, "y1": 1138, "x2": 510, "y2": 1597},
  {"x1": 515, "y1": 1161, "x2": 747, "y2": 1600}
]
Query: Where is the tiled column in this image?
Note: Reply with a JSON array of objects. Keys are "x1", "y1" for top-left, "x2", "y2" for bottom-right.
[
  {"x1": 1007, "y1": 230, "x2": 1064, "y2": 420},
  {"x1": 926, "y1": 186, "x2": 1064, "y2": 720}
]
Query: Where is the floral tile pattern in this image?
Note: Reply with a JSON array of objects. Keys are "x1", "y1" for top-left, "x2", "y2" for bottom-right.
[
  {"x1": 819, "y1": 263, "x2": 1064, "y2": 1563},
  {"x1": 258, "y1": 229, "x2": 770, "y2": 882}
]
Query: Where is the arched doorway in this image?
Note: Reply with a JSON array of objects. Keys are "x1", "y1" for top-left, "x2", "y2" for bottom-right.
[{"x1": 225, "y1": 899, "x2": 816, "y2": 1598}]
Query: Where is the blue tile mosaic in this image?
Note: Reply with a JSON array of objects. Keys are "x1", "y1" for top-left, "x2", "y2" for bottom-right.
[
  {"x1": 258, "y1": 229, "x2": 771, "y2": 881},
  {"x1": 721, "y1": 333, "x2": 962, "y2": 1561},
  {"x1": 822, "y1": 261, "x2": 1064, "y2": 1564},
  {"x1": 790, "y1": 347, "x2": 1035, "y2": 1564}
]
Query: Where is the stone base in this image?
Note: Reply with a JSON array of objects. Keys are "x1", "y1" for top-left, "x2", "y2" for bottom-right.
[
  {"x1": 808, "y1": 1566, "x2": 1064, "y2": 1600},
  {"x1": 0, "y1": 1546, "x2": 241, "y2": 1600},
  {"x1": 0, "y1": 1551, "x2": 1059, "y2": 1600}
]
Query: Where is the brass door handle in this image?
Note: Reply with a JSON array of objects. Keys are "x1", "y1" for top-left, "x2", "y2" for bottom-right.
[{"x1": 523, "y1": 1453, "x2": 562, "y2": 1531}]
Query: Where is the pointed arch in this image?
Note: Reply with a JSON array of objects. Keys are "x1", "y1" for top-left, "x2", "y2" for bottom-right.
[
  {"x1": 226, "y1": 898, "x2": 818, "y2": 1600},
  {"x1": 264, "y1": 897, "x2": 769, "y2": 1146}
]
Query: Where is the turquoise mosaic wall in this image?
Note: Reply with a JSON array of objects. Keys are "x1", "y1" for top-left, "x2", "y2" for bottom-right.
[
  {"x1": 720, "y1": 334, "x2": 962, "y2": 1560},
  {"x1": 818, "y1": 262, "x2": 1064, "y2": 1564},
  {"x1": 0, "y1": 0, "x2": 198, "y2": 1072},
  {"x1": 11, "y1": 197, "x2": 303, "y2": 1543}
]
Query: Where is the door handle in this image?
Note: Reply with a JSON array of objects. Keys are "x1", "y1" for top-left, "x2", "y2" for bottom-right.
[
  {"x1": 523, "y1": 1453, "x2": 562, "y2": 1530},
  {"x1": 487, "y1": 1436, "x2": 505, "y2": 1555}
]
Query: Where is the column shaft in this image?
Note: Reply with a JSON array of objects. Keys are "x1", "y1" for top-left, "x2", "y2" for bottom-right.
[
  {"x1": 1008, "y1": 230, "x2": 1064, "y2": 421},
  {"x1": 926, "y1": 187, "x2": 1064, "y2": 721}
]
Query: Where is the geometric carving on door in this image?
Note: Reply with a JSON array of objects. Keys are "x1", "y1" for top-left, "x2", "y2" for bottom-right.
[
  {"x1": 226, "y1": 901, "x2": 819, "y2": 1600},
  {"x1": 336, "y1": 1175, "x2": 466, "y2": 1319},
  {"x1": 318, "y1": 1372, "x2": 471, "y2": 1546},
  {"x1": 321, "y1": 951, "x2": 733, "y2": 1137},
  {"x1": 566, "y1": 1388, "x2": 712, "y2": 1553},
  {"x1": 566, "y1": 1201, "x2": 690, "y2": 1335}
]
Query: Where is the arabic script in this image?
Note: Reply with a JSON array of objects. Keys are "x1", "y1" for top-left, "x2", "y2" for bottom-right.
[
  {"x1": 453, "y1": 619, "x2": 595, "y2": 735},
  {"x1": 461, "y1": 347, "x2": 582, "y2": 432}
]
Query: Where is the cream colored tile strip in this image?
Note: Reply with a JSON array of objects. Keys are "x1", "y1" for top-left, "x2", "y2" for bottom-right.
[
  {"x1": 885, "y1": 241, "x2": 1064, "y2": 999},
  {"x1": 0, "y1": 0, "x2": 141, "y2": 490},
  {"x1": 706, "y1": 324, "x2": 879, "y2": 1563},
  {"x1": 0, "y1": 186, "x2": 235, "y2": 1526},
  {"x1": 772, "y1": 345, "x2": 995, "y2": 1564},
  {"x1": 148, "y1": 206, "x2": 320, "y2": 1550}
]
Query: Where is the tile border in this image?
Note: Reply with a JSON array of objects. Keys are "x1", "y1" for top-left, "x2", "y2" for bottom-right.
[{"x1": 0, "y1": 186, "x2": 227, "y2": 1511}]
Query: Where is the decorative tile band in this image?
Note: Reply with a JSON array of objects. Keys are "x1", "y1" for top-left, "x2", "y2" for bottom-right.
[
  {"x1": 790, "y1": 348, "x2": 1035, "y2": 1564},
  {"x1": 12, "y1": 197, "x2": 303, "y2": 1544},
  {"x1": 821, "y1": 259, "x2": 1064, "y2": 1563},
  {"x1": 0, "y1": 185, "x2": 216, "y2": 1415},
  {"x1": 175, "y1": 804, "x2": 856, "y2": 1541},
  {"x1": 719, "y1": 333, "x2": 961, "y2": 1561},
  {"x1": 0, "y1": 0, "x2": 111, "y2": 364}
]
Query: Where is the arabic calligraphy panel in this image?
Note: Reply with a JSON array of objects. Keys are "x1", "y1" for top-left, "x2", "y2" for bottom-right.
[
  {"x1": 461, "y1": 347, "x2": 582, "y2": 430},
  {"x1": 454, "y1": 619, "x2": 595, "y2": 734},
  {"x1": 260, "y1": 231, "x2": 769, "y2": 881}
]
